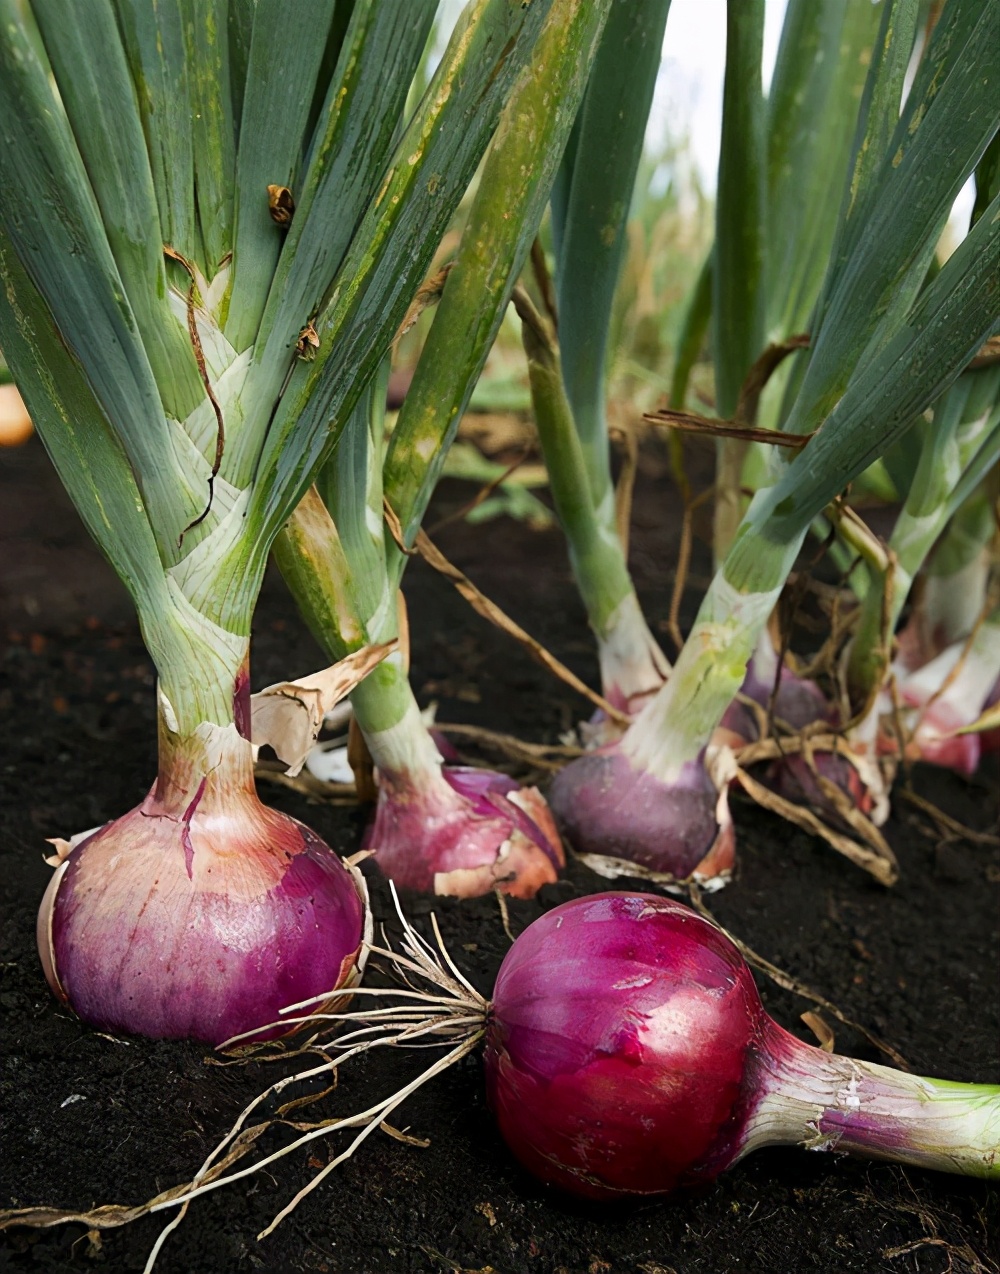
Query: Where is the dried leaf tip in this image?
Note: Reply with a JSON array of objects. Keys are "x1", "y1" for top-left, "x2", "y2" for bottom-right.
[
  {"x1": 296, "y1": 322, "x2": 320, "y2": 360},
  {"x1": 267, "y1": 185, "x2": 295, "y2": 227}
]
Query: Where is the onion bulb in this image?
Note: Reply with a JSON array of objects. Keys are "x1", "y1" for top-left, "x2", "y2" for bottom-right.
[
  {"x1": 547, "y1": 746, "x2": 734, "y2": 888},
  {"x1": 485, "y1": 893, "x2": 999, "y2": 1198},
  {"x1": 38, "y1": 685, "x2": 369, "y2": 1045},
  {"x1": 366, "y1": 762, "x2": 564, "y2": 899}
]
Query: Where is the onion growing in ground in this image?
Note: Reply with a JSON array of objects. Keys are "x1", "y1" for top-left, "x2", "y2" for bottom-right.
[
  {"x1": 38, "y1": 672, "x2": 371, "y2": 1046},
  {"x1": 547, "y1": 739, "x2": 735, "y2": 889},
  {"x1": 355, "y1": 662, "x2": 564, "y2": 898},
  {"x1": 276, "y1": 484, "x2": 565, "y2": 900},
  {"x1": 718, "y1": 633, "x2": 879, "y2": 824},
  {"x1": 1, "y1": 0, "x2": 562, "y2": 1041},
  {"x1": 515, "y1": 0, "x2": 674, "y2": 737},
  {"x1": 273, "y1": 0, "x2": 616, "y2": 901}
]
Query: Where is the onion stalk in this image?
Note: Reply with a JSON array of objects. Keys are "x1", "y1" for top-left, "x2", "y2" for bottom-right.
[
  {"x1": 901, "y1": 484, "x2": 998, "y2": 671},
  {"x1": 0, "y1": 0, "x2": 557, "y2": 1036},
  {"x1": 524, "y1": 0, "x2": 673, "y2": 720},
  {"x1": 846, "y1": 369, "x2": 1000, "y2": 713},
  {"x1": 276, "y1": 0, "x2": 614, "y2": 897},
  {"x1": 550, "y1": 1, "x2": 1000, "y2": 881}
]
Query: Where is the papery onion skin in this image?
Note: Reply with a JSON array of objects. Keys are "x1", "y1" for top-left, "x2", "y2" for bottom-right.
[
  {"x1": 366, "y1": 764, "x2": 564, "y2": 899},
  {"x1": 547, "y1": 747, "x2": 733, "y2": 885},
  {"x1": 485, "y1": 893, "x2": 1000, "y2": 1200}
]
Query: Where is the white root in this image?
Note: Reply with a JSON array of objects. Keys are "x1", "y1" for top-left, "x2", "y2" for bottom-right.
[{"x1": 144, "y1": 884, "x2": 487, "y2": 1272}]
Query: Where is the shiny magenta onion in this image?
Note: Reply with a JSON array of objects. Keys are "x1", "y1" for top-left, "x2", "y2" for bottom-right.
[{"x1": 484, "y1": 893, "x2": 999, "y2": 1199}]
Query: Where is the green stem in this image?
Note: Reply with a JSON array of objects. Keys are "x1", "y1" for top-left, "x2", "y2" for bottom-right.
[
  {"x1": 669, "y1": 249, "x2": 713, "y2": 412},
  {"x1": 348, "y1": 653, "x2": 441, "y2": 784},
  {"x1": 848, "y1": 373, "x2": 1000, "y2": 701},
  {"x1": 137, "y1": 581, "x2": 253, "y2": 738},
  {"x1": 748, "y1": 1024, "x2": 1000, "y2": 1180},
  {"x1": 929, "y1": 484, "x2": 997, "y2": 581},
  {"x1": 522, "y1": 310, "x2": 632, "y2": 633},
  {"x1": 551, "y1": 0, "x2": 672, "y2": 522},
  {"x1": 622, "y1": 504, "x2": 800, "y2": 778},
  {"x1": 273, "y1": 478, "x2": 424, "y2": 754},
  {"x1": 520, "y1": 296, "x2": 668, "y2": 702},
  {"x1": 382, "y1": 0, "x2": 613, "y2": 584},
  {"x1": 272, "y1": 486, "x2": 370, "y2": 661}
]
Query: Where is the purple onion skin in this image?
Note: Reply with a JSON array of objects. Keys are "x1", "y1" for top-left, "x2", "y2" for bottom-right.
[
  {"x1": 547, "y1": 747, "x2": 733, "y2": 883},
  {"x1": 485, "y1": 893, "x2": 758, "y2": 1199},
  {"x1": 745, "y1": 662, "x2": 833, "y2": 733},
  {"x1": 767, "y1": 750, "x2": 875, "y2": 820},
  {"x1": 485, "y1": 894, "x2": 1000, "y2": 1200},
  {"x1": 42, "y1": 796, "x2": 364, "y2": 1045},
  {"x1": 717, "y1": 658, "x2": 878, "y2": 819},
  {"x1": 902, "y1": 698, "x2": 981, "y2": 776},
  {"x1": 366, "y1": 766, "x2": 564, "y2": 899},
  {"x1": 719, "y1": 657, "x2": 835, "y2": 749},
  {"x1": 39, "y1": 678, "x2": 366, "y2": 1046}
]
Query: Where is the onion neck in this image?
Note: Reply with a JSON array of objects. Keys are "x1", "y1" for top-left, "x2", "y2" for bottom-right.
[
  {"x1": 621, "y1": 499, "x2": 804, "y2": 779},
  {"x1": 741, "y1": 1019, "x2": 1000, "y2": 1179},
  {"x1": 924, "y1": 549, "x2": 991, "y2": 650},
  {"x1": 151, "y1": 648, "x2": 255, "y2": 819},
  {"x1": 351, "y1": 652, "x2": 446, "y2": 791},
  {"x1": 621, "y1": 579, "x2": 775, "y2": 780},
  {"x1": 523, "y1": 315, "x2": 667, "y2": 700},
  {"x1": 596, "y1": 590, "x2": 670, "y2": 709}
]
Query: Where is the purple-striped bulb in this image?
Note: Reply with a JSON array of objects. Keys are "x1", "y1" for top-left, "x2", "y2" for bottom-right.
[{"x1": 38, "y1": 721, "x2": 367, "y2": 1046}]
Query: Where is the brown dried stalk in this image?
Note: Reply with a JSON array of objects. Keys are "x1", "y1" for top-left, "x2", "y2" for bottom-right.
[{"x1": 384, "y1": 501, "x2": 629, "y2": 727}]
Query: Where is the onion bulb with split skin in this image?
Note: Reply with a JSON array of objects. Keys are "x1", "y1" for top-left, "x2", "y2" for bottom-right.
[
  {"x1": 37, "y1": 666, "x2": 372, "y2": 1046},
  {"x1": 359, "y1": 694, "x2": 564, "y2": 899}
]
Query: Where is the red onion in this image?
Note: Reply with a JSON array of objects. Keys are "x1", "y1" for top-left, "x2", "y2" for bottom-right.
[
  {"x1": 717, "y1": 638, "x2": 880, "y2": 824},
  {"x1": 484, "y1": 893, "x2": 999, "y2": 1198},
  {"x1": 893, "y1": 624, "x2": 1000, "y2": 775},
  {"x1": 38, "y1": 682, "x2": 368, "y2": 1046},
  {"x1": 547, "y1": 747, "x2": 734, "y2": 887},
  {"x1": 366, "y1": 763, "x2": 564, "y2": 899}
]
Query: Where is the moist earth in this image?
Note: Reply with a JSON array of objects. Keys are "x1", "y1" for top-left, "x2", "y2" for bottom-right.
[{"x1": 1, "y1": 435, "x2": 997, "y2": 1274}]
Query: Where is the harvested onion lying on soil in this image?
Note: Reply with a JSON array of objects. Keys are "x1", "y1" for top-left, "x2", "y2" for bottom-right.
[
  {"x1": 484, "y1": 893, "x2": 998, "y2": 1196},
  {"x1": 11, "y1": 889, "x2": 993, "y2": 1268},
  {"x1": 139, "y1": 890, "x2": 998, "y2": 1246}
]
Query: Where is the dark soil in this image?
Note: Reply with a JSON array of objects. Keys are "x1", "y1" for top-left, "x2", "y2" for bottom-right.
[{"x1": 1, "y1": 433, "x2": 998, "y2": 1274}]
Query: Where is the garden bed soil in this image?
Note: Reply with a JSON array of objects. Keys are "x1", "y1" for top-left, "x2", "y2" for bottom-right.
[{"x1": 1, "y1": 432, "x2": 997, "y2": 1274}]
